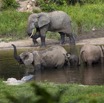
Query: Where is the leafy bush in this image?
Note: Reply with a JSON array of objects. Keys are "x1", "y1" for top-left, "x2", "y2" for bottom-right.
[
  {"x1": 82, "y1": 0, "x2": 104, "y2": 4},
  {"x1": 37, "y1": 0, "x2": 67, "y2": 11},
  {"x1": 2, "y1": 0, "x2": 19, "y2": 10},
  {"x1": 6, "y1": 83, "x2": 65, "y2": 103}
]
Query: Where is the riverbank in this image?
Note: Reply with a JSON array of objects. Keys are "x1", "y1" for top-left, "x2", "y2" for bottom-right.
[{"x1": 0, "y1": 37, "x2": 104, "y2": 49}]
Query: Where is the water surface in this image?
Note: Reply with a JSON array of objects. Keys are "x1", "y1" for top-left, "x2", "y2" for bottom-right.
[{"x1": 0, "y1": 46, "x2": 104, "y2": 85}]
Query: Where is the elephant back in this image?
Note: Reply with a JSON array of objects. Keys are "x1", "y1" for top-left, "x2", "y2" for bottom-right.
[
  {"x1": 80, "y1": 44, "x2": 103, "y2": 63},
  {"x1": 40, "y1": 45, "x2": 67, "y2": 68}
]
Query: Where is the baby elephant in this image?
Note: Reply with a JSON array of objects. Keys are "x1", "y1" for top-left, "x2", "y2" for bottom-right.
[
  {"x1": 12, "y1": 44, "x2": 68, "y2": 75},
  {"x1": 66, "y1": 53, "x2": 80, "y2": 67},
  {"x1": 80, "y1": 44, "x2": 104, "y2": 66}
]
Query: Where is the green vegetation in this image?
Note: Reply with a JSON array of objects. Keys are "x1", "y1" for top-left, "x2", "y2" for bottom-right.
[
  {"x1": 82, "y1": 0, "x2": 104, "y2": 4},
  {"x1": 58, "y1": 4, "x2": 104, "y2": 33},
  {"x1": 0, "y1": 1, "x2": 104, "y2": 103},
  {"x1": 0, "y1": 0, "x2": 104, "y2": 40},
  {"x1": 1, "y1": 0, "x2": 19, "y2": 10},
  {"x1": 0, "y1": 80, "x2": 104, "y2": 103},
  {"x1": 0, "y1": 10, "x2": 30, "y2": 40},
  {"x1": 38, "y1": 1, "x2": 104, "y2": 34}
]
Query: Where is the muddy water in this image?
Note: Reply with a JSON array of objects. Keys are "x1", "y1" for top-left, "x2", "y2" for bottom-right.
[{"x1": 0, "y1": 46, "x2": 104, "y2": 85}]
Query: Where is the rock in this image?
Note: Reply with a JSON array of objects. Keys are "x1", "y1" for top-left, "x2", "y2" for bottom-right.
[
  {"x1": 3, "y1": 78, "x2": 25, "y2": 85},
  {"x1": 16, "y1": 0, "x2": 41, "y2": 12}
]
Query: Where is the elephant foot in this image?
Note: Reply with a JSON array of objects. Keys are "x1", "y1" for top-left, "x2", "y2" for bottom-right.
[
  {"x1": 60, "y1": 42, "x2": 65, "y2": 46},
  {"x1": 32, "y1": 39, "x2": 39, "y2": 46},
  {"x1": 40, "y1": 42, "x2": 46, "y2": 48}
]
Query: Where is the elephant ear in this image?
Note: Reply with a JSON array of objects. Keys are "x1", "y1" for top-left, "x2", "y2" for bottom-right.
[
  {"x1": 38, "y1": 13, "x2": 50, "y2": 28},
  {"x1": 20, "y1": 52, "x2": 33, "y2": 66}
]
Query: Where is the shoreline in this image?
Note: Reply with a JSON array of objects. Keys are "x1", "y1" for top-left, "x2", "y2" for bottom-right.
[{"x1": 0, "y1": 37, "x2": 104, "y2": 50}]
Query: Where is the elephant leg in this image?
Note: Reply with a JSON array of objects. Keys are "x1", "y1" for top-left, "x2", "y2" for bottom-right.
[
  {"x1": 32, "y1": 34, "x2": 40, "y2": 45},
  {"x1": 34, "y1": 64, "x2": 42, "y2": 81},
  {"x1": 67, "y1": 33, "x2": 75, "y2": 45},
  {"x1": 40, "y1": 35, "x2": 46, "y2": 47},
  {"x1": 86, "y1": 60, "x2": 92, "y2": 66},
  {"x1": 70, "y1": 35, "x2": 75, "y2": 45},
  {"x1": 59, "y1": 32, "x2": 65, "y2": 44},
  {"x1": 40, "y1": 26, "x2": 48, "y2": 47}
]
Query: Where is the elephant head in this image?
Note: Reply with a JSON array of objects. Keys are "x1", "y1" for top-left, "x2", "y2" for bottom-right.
[
  {"x1": 27, "y1": 13, "x2": 50, "y2": 37},
  {"x1": 12, "y1": 44, "x2": 34, "y2": 66},
  {"x1": 12, "y1": 44, "x2": 42, "y2": 75},
  {"x1": 66, "y1": 53, "x2": 80, "y2": 66}
]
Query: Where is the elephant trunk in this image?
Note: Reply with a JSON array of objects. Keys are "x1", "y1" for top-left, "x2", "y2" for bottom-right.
[
  {"x1": 27, "y1": 24, "x2": 32, "y2": 37},
  {"x1": 11, "y1": 44, "x2": 23, "y2": 64},
  {"x1": 27, "y1": 20, "x2": 36, "y2": 38}
]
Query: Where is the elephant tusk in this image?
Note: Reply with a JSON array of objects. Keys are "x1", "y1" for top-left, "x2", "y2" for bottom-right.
[{"x1": 30, "y1": 29, "x2": 34, "y2": 38}]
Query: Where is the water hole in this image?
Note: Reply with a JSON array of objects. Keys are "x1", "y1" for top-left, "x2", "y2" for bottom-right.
[{"x1": 0, "y1": 46, "x2": 104, "y2": 85}]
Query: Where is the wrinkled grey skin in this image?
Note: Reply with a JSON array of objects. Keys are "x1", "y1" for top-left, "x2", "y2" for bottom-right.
[
  {"x1": 27, "y1": 11, "x2": 75, "y2": 47},
  {"x1": 12, "y1": 44, "x2": 68, "y2": 75},
  {"x1": 66, "y1": 53, "x2": 80, "y2": 67},
  {"x1": 80, "y1": 44, "x2": 104, "y2": 66}
]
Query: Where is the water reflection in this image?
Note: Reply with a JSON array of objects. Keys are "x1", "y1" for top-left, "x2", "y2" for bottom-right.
[
  {"x1": 0, "y1": 49, "x2": 25, "y2": 79},
  {"x1": 0, "y1": 47, "x2": 104, "y2": 85},
  {"x1": 82, "y1": 64, "x2": 104, "y2": 85}
]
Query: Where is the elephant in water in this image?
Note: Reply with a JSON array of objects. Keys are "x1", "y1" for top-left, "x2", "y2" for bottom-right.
[
  {"x1": 12, "y1": 44, "x2": 68, "y2": 75},
  {"x1": 80, "y1": 44, "x2": 104, "y2": 66},
  {"x1": 27, "y1": 11, "x2": 75, "y2": 47},
  {"x1": 66, "y1": 53, "x2": 80, "y2": 67}
]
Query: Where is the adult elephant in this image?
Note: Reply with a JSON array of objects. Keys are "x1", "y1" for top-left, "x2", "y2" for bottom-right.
[
  {"x1": 27, "y1": 11, "x2": 75, "y2": 47},
  {"x1": 12, "y1": 44, "x2": 68, "y2": 75},
  {"x1": 80, "y1": 44, "x2": 104, "y2": 66}
]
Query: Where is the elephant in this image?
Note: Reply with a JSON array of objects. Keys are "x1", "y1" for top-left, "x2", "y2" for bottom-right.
[
  {"x1": 66, "y1": 53, "x2": 80, "y2": 67},
  {"x1": 12, "y1": 44, "x2": 68, "y2": 75},
  {"x1": 27, "y1": 11, "x2": 75, "y2": 47},
  {"x1": 80, "y1": 44, "x2": 104, "y2": 66}
]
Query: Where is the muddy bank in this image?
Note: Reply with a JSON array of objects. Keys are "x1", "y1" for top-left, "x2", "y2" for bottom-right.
[
  {"x1": 0, "y1": 37, "x2": 104, "y2": 50},
  {"x1": 0, "y1": 28, "x2": 104, "y2": 49}
]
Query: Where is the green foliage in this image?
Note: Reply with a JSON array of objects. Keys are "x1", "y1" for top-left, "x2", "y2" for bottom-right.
[
  {"x1": 0, "y1": 3, "x2": 104, "y2": 40},
  {"x1": 57, "y1": 4, "x2": 104, "y2": 33},
  {"x1": 6, "y1": 83, "x2": 64, "y2": 103},
  {"x1": 0, "y1": 81, "x2": 104, "y2": 103},
  {"x1": 37, "y1": 0, "x2": 104, "y2": 11},
  {"x1": 2, "y1": 0, "x2": 19, "y2": 10},
  {"x1": 82, "y1": 0, "x2": 104, "y2": 4},
  {"x1": 37, "y1": 0, "x2": 67, "y2": 11},
  {"x1": 0, "y1": 10, "x2": 30, "y2": 40}
]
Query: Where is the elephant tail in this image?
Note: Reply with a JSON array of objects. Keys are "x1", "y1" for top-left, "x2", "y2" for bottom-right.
[
  {"x1": 79, "y1": 50, "x2": 85, "y2": 63},
  {"x1": 100, "y1": 45, "x2": 104, "y2": 58}
]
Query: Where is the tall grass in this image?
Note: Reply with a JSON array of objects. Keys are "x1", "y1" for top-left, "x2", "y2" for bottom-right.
[
  {"x1": 57, "y1": 4, "x2": 104, "y2": 34},
  {"x1": 0, "y1": 9, "x2": 30, "y2": 40},
  {"x1": 1, "y1": 0, "x2": 19, "y2": 10}
]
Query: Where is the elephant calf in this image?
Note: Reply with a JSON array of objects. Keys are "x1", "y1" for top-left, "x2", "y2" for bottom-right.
[
  {"x1": 80, "y1": 44, "x2": 104, "y2": 66},
  {"x1": 12, "y1": 44, "x2": 68, "y2": 75},
  {"x1": 67, "y1": 53, "x2": 80, "y2": 67},
  {"x1": 27, "y1": 11, "x2": 75, "y2": 47}
]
